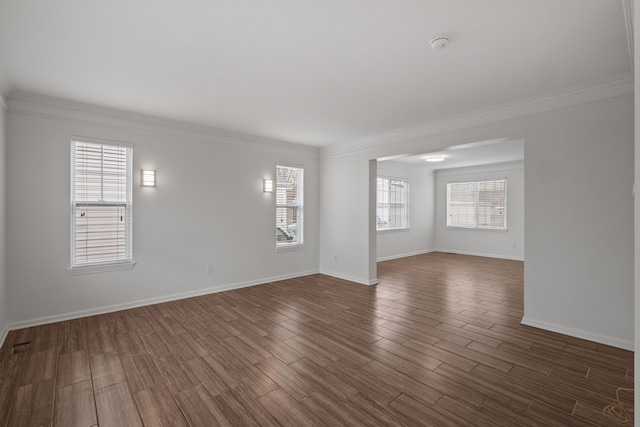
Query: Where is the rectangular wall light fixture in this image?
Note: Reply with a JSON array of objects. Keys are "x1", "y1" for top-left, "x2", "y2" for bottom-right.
[{"x1": 141, "y1": 170, "x2": 156, "y2": 187}]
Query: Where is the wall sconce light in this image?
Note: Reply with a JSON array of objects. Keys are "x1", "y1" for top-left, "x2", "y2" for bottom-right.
[
  {"x1": 263, "y1": 179, "x2": 273, "y2": 193},
  {"x1": 141, "y1": 170, "x2": 156, "y2": 187}
]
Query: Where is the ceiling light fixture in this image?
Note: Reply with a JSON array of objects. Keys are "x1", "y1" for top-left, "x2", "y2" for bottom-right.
[
  {"x1": 429, "y1": 36, "x2": 450, "y2": 51},
  {"x1": 425, "y1": 156, "x2": 446, "y2": 162}
]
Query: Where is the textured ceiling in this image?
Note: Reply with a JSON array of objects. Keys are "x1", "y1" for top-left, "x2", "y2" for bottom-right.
[{"x1": 0, "y1": 1, "x2": 632, "y2": 146}]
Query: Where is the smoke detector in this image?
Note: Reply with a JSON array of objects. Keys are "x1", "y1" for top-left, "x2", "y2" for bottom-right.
[{"x1": 430, "y1": 36, "x2": 450, "y2": 51}]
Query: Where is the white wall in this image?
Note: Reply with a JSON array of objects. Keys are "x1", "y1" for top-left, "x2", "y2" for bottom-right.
[
  {"x1": 320, "y1": 94, "x2": 634, "y2": 349},
  {"x1": 634, "y1": 0, "x2": 640, "y2": 416},
  {"x1": 434, "y1": 161, "x2": 524, "y2": 260},
  {"x1": 376, "y1": 161, "x2": 434, "y2": 261},
  {"x1": 522, "y1": 97, "x2": 633, "y2": 349},
  {"x1": 0, "y1": 97, "x2": 7, "y2": 344},
  {"x1": 319, "y1": 154, "x2": 374, "y2": 284},
  {"x1": 6, "y1": 94, "x2": 320, "y2": 327}
]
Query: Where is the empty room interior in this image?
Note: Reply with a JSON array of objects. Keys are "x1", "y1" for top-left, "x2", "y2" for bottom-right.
[{"x1": 0, "y1": 1, "x2": 639, "y2": 426}]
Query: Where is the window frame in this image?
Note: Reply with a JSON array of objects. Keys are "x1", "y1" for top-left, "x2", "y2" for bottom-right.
[
  {"x1": 446, "y1": 178, "x2": 508, "y2": 231},
  {"x1": 275, "y1": 164, "x2": 304, "y2": 250},
  {"x1": 376, "y1": 176, "x2": 410, "y2": 231},
  {"x1": 69, "y1": 137, "x2": 135, "y2": 274}
]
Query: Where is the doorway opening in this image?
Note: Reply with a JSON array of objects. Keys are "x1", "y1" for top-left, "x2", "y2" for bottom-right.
[{"x1": 372, "y1": 137, "x2": 525, "y2": 279}]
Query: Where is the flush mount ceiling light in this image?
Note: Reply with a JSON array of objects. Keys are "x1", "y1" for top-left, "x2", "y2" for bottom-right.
[
  {"x1": 425, "y1": 156, "x2": 446, "y2": 162},
  {"x1": 429, "y1": 36, "x2": 450, "y2": 51}
]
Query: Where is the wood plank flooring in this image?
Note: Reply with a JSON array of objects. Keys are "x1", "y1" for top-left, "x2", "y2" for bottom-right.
[{"x1": 0, "y1": 252, "x2": 633, "y2": 426}]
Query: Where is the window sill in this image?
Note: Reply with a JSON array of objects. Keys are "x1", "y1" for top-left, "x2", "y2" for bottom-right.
[
  {"x1": 446, "y1": 226, "x2": 508, "y2": 233},
  {"x1": 276, "y1": 244, "x2": 305, "y2": 253},
  {"x1": 68, "y1": 261, "x2": 136, "y2": 275},
  {"x1": 377, "y1": 227, "x2": 410, "y2": 233}
]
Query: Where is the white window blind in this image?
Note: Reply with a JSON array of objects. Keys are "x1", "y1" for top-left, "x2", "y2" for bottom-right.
[
  {"x1": 447, "y1": 179, "x2": 507, "y2": 229},
  {"x1": 276, "y1": 165, "x2": 303, "y2": 247},
  {"x1": 377, "y1": 177, "x2": 409, "y2": 230},
  {"x1": 71, "y1": 139, "x2": 132, "y2": 267}
]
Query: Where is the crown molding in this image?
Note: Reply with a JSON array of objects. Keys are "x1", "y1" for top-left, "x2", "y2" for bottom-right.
[
  {"x1": 322, "y1": 72, "x2": 634, "y2": 158},
  {"x1": 5, "y1": 69, "x2": 633, "y2": 160},
  {"x1": 622, "y1": 0, "x2": 634, "y2": 68},
  {"x1": 6, "y1": 91, "x2": 320, "y2": 157}
]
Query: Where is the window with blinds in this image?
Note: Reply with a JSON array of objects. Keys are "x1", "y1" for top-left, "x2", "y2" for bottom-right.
[
  {"x1": 377, "y1": 177, "x2": 409, "y2": 230},
  {"x1": 276, "y1": 165, "x2": 303, "y2": 247},
  {"x1": 71, "y1": 139, "x2": 133, "y2": 267},
  {"x1": 447, "y1": 179, "x2": 507, "y2": 229}
]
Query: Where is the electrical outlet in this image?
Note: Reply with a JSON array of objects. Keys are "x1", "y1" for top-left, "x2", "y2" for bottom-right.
[
  {"x1": 512, "y1": 242, "x2": 517, "y2": 249},
  {"x1": 206, "y1": 264, "x2": 214, "y2": 274}
]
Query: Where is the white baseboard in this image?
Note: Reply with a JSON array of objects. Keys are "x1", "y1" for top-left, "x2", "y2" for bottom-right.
[
  {"x1": 0, "y1": 322, "x2": 8, "y2": 350},
  {"x1": 434, "y1": 248, "x2": 524, "y2": 261},
  {"x1": 7, "y1": 269, "x2": 319, "y2": 331},
  {"x1": 521, "y1": 316, "x2": 633, "y2": 351},
  {"x1": 377, "y1": 249, "x2": 434, "y2": 262},
  {"x1": 319, "y1": 269, "x2": 377, "y2": 286}
]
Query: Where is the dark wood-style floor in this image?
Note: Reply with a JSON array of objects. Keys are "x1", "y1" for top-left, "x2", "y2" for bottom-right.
[{"x1": 0, "y1": 252, "x2": 634, "y2": 426}]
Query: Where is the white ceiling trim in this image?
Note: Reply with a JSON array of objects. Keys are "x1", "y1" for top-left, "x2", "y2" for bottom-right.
[
  {"x1": 7, "y1": 91, "x2": 320, "y2": 157},
  {"x1": 623, "y1": 0, "x2": 634, "y2": 68},
  {"x1": 322, "y1": 72, "x2": 634, "y2": 158}
]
